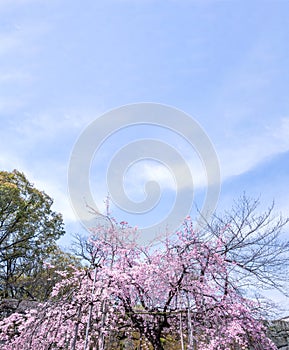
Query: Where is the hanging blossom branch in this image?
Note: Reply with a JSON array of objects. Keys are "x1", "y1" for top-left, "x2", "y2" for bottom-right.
[{"x1": 0, "y1": 211, "x2": 283, "y2": 350}]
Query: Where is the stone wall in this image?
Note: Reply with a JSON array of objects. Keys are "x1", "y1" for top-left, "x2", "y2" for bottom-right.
[
  {"x1": 0, "y1": 298, "x2": 38, "y2": 319},
  {"x1": 267, "y1": 318, "x2": 289, "y2": 350}
]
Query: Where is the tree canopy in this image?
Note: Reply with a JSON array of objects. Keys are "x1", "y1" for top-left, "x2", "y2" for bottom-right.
[
  {"x1": 0, "y1": 170, "x2": 65, "y2": 299},
  {"x1": 0, "y1": 173, "x2": 288, "y2": 349},
  {"x1": 1, "y1": 199, "x2": 288, "y2": 349}
]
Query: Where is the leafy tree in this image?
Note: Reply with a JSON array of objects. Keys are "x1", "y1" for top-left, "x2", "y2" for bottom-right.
[
  {"x1": 0, "y1": 170, "x2": 65, "y2": 299},
  {"x1": 13, "y1": 246, "x2": 82, "y2": 301}
]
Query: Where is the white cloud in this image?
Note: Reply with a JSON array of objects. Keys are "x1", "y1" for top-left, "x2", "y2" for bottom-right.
[
  {"x1": 218, "y1": 117, "x2": 289, "y2": 181},
  {"x1": 0, "y1": 153, "x2": 76, "y2": 223},
  {"x1": 0, "y1": 96, "x2": 28, "y2": 114},
  {"x1": 3, "y1": 112, "x2": 289, "y2": 228},
  {"x1": 31, "y1": 175, "x2": 77, "y2": 223},
  {"x1": 126, "y1": 158, "x2": 207, "y2": 194},
  {"x1": 0, "y1": 71, "x2": 33, "y2": 83},
  {"x1": 0, "y1": 152, "x2": 25, "y2": 172},
  {"x1": 0, "y1": 110, "x2": 100, "y2": 225},
  {"x1": 0, "y1": 21, "x2": 49, "y2": 56},
  {"x1": 123, "y1": 161, "x2": 175, "y2": 200},
  {"x1": 0, "y1": 0, "x2": 49, "y2": 10},
  {"x1": 273, "y1": 117, "x2": 289, "y2": 143},
  {"x1": 5, "y1": 110, "x2": 98, "y2": 148}
]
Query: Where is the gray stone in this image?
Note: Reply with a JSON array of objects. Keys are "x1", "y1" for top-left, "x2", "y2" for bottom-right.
[{"x1": 267, "y1": 318, "x2": 289, "y2": 349}]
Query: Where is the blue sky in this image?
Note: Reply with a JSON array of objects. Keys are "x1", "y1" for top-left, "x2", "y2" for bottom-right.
[{"x1": 1, "y1": 0, "x2": 289, "y2": 251}]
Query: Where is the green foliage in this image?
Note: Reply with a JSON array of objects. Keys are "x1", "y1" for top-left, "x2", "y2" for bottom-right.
[
  {"x1": 0, "y1": 169, "x2": 65, "y2": 299},
  {"x1": 16, "y1": 247, "x2": 82, "y2": 301}
]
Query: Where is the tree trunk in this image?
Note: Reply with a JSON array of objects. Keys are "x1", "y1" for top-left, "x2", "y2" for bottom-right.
[
  {"x1": 148, "y1": 334, "x2": 164, "y2": 350},
  {"x1": 150, "y1": 339, "x2": 164, "y2": 350}
]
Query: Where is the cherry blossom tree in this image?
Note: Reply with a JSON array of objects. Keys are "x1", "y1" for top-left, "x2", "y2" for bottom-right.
[{"x1": 0, "y1": 218, "x2": 278, "y2": 349}]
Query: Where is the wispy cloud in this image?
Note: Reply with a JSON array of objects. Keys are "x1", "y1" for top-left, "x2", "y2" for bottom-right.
[
  {"x1": 0, "y1": 0, "x2": 48, "y2": 9},
  {"x1": 0, "y1": 110, "x2": 100, "y2": 224},
  {"x1": 0, "y1": 70, "x2": 33, "y2": 83},
  {"x1": 0, "y1": 21, "x2": 49, "y2": 55},
  {"x1": 219, "y1": 117, "x2": 289, "y2": 180},
  {"x1": 11, "y1": 112, "x2": 93, "y2": 140},
  {"x1": 0, "y1": 151, "x2": 77, "y2": 224},
  {"x1": 123, "y1": 157, "x2": 206, "y2": 196}
]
